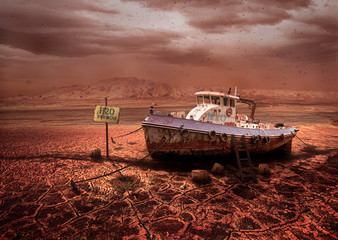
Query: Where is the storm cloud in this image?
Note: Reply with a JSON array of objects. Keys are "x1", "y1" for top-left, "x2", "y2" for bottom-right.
[{"x1": 0, "y1": 0, "x2": 337, "y2": 97}]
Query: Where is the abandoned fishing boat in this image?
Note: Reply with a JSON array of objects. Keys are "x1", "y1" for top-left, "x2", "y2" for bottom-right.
[{"x1": 142, "y1": 88, "x2": 298, "y2": 159}]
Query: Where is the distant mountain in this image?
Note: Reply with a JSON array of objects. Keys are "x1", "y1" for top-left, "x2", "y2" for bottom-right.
[
  {"x1": 40, "y1": 77, "x2": 200, "y2": 100},
  {"x1": 0, "y1": 77, "x2": 200, "y2": 108},
  {"x1": 1, "y1": 77, "x2": 337, "y2": 109}
]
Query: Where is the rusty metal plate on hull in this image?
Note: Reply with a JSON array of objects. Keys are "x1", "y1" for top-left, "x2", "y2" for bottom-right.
[{"x1": 142, "y1": 124, "x2": 295, "y2": 157}]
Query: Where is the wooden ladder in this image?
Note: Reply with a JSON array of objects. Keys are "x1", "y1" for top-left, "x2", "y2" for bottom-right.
[{"x1": 231, "y1": 135, "x2": 255, "y2": 181}]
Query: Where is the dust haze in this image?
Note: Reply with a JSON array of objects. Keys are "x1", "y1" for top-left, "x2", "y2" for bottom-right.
[
  {"x1": 0, "y1": 1, "x2": 337, "y2": 239},
  {"x1": 0, "y1": 0, "x2": 337, "y2": 97}
]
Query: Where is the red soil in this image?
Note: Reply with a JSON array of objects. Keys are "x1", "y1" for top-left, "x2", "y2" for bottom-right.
[{"x1": 0, "y1": 124, "x2": 337, "y2": 239}]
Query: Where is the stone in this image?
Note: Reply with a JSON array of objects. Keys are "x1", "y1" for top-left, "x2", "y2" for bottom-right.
[
  {"x1": 89, "y1": 148, "x2": 102, "y2": 160},
  {"x1": 191, "y1": 170, "x2": 209, "y2": 183},
  {"x1": 258, "y1": 164, "x2": 270, "y2": 175},
  {"x1": 211, "y1": 162, "x2": 224, "y2": 174}
]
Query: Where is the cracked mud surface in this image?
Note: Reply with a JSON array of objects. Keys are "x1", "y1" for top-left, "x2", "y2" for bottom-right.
[{"x1": 0, "y1": 124, "x2": 337, "y2": 239}]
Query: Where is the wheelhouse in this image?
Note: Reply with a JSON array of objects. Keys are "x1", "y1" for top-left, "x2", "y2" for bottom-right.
[{"x1": 186, "y1": 90, "x2": 260, "y2": 128}]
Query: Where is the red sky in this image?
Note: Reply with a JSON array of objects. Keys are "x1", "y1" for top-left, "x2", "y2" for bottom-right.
[{"x1": 0, "y1": 0, "x2": 337, "y2": 97}]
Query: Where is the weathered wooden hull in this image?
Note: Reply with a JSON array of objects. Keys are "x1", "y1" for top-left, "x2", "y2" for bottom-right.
[{"x1": 142, "y1": 114, "x2": 297, "y2": 158}]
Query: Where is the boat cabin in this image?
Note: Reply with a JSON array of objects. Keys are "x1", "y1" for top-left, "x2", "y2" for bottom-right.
[{"x1": 186, "y1": 90, "x2": 260, "y2": 128}]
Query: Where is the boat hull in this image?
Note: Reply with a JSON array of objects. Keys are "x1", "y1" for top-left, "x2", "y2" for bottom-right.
[{"x1": 142, "y1": 114, "x2": 297, "y2": 158}]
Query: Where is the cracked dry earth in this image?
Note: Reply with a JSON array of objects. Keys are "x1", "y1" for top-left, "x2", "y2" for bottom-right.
[{"x1": 0, "y1": 124, "x2": 337, "y2": 239}]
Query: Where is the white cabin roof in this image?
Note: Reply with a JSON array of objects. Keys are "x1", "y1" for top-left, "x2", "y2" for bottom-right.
[{"x1": 195, "y1": 91, "x2": 240, "y2": 100}]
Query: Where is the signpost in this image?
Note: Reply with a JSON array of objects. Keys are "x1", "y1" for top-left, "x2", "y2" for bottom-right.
[{"x1": 94, "y1": 98, "x2": 120, "y2": 158}]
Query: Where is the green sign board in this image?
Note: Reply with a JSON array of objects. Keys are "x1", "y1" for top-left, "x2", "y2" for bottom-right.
[{"x1": 94, "y1": 105, "x2": 120, "y2": 124}]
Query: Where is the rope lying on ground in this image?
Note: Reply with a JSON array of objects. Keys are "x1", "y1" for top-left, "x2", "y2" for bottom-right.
[
  {"x1": 111, "y1": 127, "x2": 143, "y2": 144},
  {"x1": 72, "y1": 124, "x2": 184, "y2": 185}
]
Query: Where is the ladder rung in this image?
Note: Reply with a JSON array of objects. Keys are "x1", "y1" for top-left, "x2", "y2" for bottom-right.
[{"x1": 240, "y1": 158, "x2": 249, "y2": 161}]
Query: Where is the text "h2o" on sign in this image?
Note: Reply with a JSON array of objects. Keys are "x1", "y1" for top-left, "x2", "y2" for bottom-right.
[{"x1": 94, "y1": 105, "x2": 120, "y2": 124}]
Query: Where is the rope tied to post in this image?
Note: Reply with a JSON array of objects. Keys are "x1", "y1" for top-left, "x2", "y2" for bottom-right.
[
  {"x1": 72, "y1": 124, "x2": 184, "y2": 186},
  {"x1": 111, "y1": 127, "x2": 142, "y2": 144}
]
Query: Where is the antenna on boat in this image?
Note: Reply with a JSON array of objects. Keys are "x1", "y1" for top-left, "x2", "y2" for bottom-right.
[
  {"x1": 228, "y1": 87, "x2": 231, "y2": 94},
  {"x1": 234, "y1": 86, "x2": 238, "y2": 96}
]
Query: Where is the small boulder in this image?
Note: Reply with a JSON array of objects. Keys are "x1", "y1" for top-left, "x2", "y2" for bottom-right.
[
  {"x1": 89, "y1": 148, "x2": 102, "y2": 160},
  {"x1": 258, "y1": 164, "x2": 270, "y2": 175},
  {"x1": 211, "y1": 162, "x2": 224, "y2": 174},
  {"x1": 191, "y1": 170, "x2": 209, "y2": 183}
]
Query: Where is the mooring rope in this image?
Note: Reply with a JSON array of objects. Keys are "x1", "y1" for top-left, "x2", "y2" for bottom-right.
[
  {"x1": 111, "y1": 127, "x2": 143, "y2": 144},
  {"x1": 72, "y1": 124, "x2": 184, "y2": 185},
  {"x1": 295, "y1": 135, "x2": 315, "y2": 149}
]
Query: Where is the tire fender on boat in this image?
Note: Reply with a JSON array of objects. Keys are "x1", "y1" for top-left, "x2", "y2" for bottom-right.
[
  {"x1": 280, "y1": 134, "x2": 285, "y2": 140},
  {"x1": 180, "y1": 129, "x2": 190, "y2": 138},
  {"x1": 209, "y1": 130, "x2": 217, "y2": 139},
  {"x1": 263, "y1": 136, "x2": 270, "y2": 143},
  {"x1": 257, "y1": 135, "x2": 262, "y2": 142},
  {"x1": 250, "y1": 135, "x2": 257, "y2": 144},
  {"x1": 220, "y1": 133, "x2": 228, "y2": 142}
]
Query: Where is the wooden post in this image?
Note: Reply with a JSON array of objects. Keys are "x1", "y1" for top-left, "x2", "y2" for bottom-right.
[{"x1": 105, "y1": 97, "x2": 109, "y2": 158}]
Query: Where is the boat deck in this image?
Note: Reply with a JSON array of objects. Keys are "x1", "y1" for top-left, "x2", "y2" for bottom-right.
[{"x1": 143, "y1": 113, "x2": 297, "y2": 137}]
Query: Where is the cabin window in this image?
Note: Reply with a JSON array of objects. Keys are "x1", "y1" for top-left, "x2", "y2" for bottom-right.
[
  {"x1": 230, "y1": 99, "x2": 235, "y2": 107},
  {"x1": 197, "y1": 96, "x2": 203, "y2": 105},
  {"x1": 204, "y1": 96, "x2": 211, "y2": 104},
  {"x1": 223, "y1": 97, "x2": 228, "y2": 106},
  {"x1": 211, "y1": 96, "x2": 220, "y2": 105}
]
